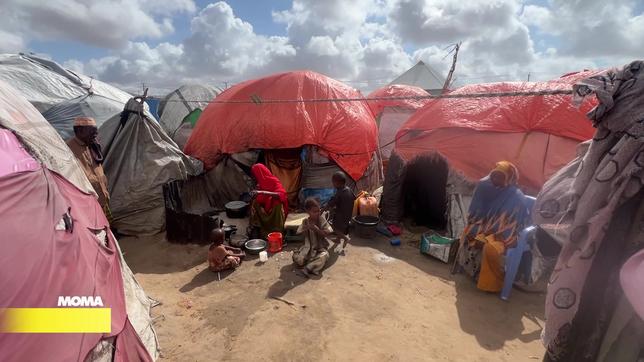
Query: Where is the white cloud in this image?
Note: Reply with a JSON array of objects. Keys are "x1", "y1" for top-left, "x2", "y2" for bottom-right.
[
  {"x1": 2, "y1": 0, "x2": 642, "y2": 95},
  {"x1": 0, "y1": 0, "x2": 196, "y2": 49}
]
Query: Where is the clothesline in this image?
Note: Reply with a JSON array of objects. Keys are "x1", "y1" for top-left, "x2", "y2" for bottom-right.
[{"x1": 147, "y1": 89, "x2": 575, "y2": 105}]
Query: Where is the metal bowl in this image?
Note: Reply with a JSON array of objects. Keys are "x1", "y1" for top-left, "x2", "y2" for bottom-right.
[{"x1": 244, "y1": 239, "x2": 267, "y2": 254}]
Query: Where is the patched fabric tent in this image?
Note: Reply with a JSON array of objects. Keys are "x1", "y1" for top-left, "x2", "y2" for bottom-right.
[
  {"x1": 184, "y1": 70, "x2": 382, "y2": 210},
  {"x1": 158, "y1": 84, "x2": 219, "y2": 149},
  {"x1": 382, "y1": 79, "x2": 597, "y2": 237},
  {"x1": 0, "y1": 79, "x2": 159, "y2": 361},
  {"x1": 367, "y1": 84, "x2": 431, "y2": 162},
  {"x1": 0, "y1": 53, "x2": 132, "y2": 139},
  {"x1": 100, "y1": 97, "x2": 203, "y2": 235}
]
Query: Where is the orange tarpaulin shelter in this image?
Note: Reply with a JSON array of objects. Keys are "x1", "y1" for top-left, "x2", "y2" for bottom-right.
[
  {"x1": 367, "y1": 84, "x2": 431, "y2": 117},
  {"x1": 394, "y1": 80, "x2": 597, "y2": 192},
  {"x1": 184, "y1": 70, "x2": 378, "y2": 181}
]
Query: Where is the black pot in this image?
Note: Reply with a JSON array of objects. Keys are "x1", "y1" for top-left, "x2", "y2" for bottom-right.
[
  {"x1": 222, "y1": 224, "x2": 237, "y2": 240},
  {"x1": 225, "y1": 201, "x2": 249, "y2": 218}
]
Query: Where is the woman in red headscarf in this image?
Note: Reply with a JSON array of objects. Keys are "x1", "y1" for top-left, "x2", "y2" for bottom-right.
[{"x1": 249, "y1": 164, "x2": 288, "y2": 238}]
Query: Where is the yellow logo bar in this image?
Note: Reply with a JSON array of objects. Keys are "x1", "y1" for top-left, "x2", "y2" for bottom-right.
[{"x1": 0, "y1": 308, "x2": 111, "y2": 333}]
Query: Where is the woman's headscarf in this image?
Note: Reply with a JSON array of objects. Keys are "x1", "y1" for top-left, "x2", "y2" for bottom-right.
[
  {"x1": 490, "y1": 161, "x2": 519, "y2": 187},
  {"x1": 251, "y1": 164, "x2": 288, "y2": 214}
]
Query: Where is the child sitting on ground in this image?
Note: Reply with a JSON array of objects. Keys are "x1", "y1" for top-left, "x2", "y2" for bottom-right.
[
  {"x1": 293, "y1": 197, "x2": 334, "y2": 277},
  {"x1": 325, "y1": 171, "x2": 355, "y2": 250},
  {"x1": 207, "y1": 228, "x2": 245, "y2": 272}
]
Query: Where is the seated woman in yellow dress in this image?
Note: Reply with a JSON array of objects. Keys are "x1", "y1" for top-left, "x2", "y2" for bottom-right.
[{"x1": 457, "y1": 161, "x2": 531, "y2": 292}]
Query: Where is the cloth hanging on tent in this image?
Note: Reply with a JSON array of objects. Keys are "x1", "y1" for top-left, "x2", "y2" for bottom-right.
[
  {"x1": 534, "y1": 61, "x2": 644, "y2": 361},
  {"x1": 266, "y1": 149, "x2": 302, "y2": 210}
]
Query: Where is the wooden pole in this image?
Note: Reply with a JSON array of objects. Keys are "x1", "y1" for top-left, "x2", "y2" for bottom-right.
[{"x1": 442, "y1": 42, "x2": 461, "y2": 94}]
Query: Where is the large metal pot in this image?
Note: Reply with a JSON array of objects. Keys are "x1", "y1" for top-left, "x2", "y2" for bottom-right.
[{"x1": 225, "y1": 201, "x2": 249, "y2": 218}]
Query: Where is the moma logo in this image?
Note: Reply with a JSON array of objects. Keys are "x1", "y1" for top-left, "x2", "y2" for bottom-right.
[{"x1": 57, "y1": 296, "x2": 104, "y2": 307}]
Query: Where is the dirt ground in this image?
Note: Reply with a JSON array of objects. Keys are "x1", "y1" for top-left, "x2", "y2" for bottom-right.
[{"x1": 120, "y1": 222, "x2": 546, "y2": 362}]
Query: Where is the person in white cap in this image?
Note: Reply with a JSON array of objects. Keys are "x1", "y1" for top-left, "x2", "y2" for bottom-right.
[{"x1": 66, "y1": 116, "x2": 111, "y2": 221}]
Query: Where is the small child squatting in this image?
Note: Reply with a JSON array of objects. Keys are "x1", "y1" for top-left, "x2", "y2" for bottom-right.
[
  {"x1": 293, "y1": 197, "x2": 333, "y2": 278},
  {"x1": 208, "y1": 228, "x2": 245, "y2": 272}
]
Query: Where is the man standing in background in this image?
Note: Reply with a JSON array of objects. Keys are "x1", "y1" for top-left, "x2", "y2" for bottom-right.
[{"x1": 67, "y1": 116, "x2": 112, "y2": 222}]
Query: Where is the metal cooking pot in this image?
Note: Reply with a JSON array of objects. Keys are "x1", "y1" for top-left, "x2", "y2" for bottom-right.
[
  {"x1": 225, "y1": 201, "x2": 249, "y2": 218},
  {"x1": 244, "y1": 239, "x2": 267, "y2": 254},
  {"x1": 222, "y1": 224, "x2": 237, "y2": 240}
]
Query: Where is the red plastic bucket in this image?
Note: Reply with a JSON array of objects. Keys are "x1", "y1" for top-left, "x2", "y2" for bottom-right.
[{"x1": 267, "y1": 232, "x2": 283, "y2": 253}]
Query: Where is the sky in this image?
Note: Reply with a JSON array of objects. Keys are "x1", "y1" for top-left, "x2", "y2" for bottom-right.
[{"x1": 1, "y1": 0, "x2": 642, "y2": 95}]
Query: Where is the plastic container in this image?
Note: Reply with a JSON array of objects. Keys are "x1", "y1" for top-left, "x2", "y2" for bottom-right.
[
  {"x1": 259, "y1": 251, "x2": 268, "y2": 262},
  {"x1": 358, "y1": 195, "x2": 379, "y2": 216},
  {"x1": 353, "y1": 215, "x2": 379, "y2": 239},
  {"x1": 267, "y1": 232, "x2": 283, "y2": 253},
  {"x1": 390, "y1": 238, "x2": 401, "y2": 246}
]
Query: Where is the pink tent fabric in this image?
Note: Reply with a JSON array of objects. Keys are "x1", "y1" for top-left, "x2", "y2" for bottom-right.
[
  {"x1": 0, "y1": 131, "x2": 150, "y2": 361},
  {"x1": 621, "y1": 249, "x2": 644, "y2": 320},
  {"x1": 0, "y1": 129, "x2": 39, "y2": 177}
]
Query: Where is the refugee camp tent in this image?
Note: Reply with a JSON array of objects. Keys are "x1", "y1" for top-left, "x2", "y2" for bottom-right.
[
  {"x1": 0, "y1": 79, "x2": 158, "y2": 361},
  {"x1": 381, "y1": 80, "x2": 598, "y2": 237},
  {"x1": 367, "y1": 84, "x2": 431, "y2": 162},
  {"x1": 0, "y1": 53, "x2": 132, "y2": 138},
  {"x1": 100, "y1": 97, "x2": 203, "y2": 235},
  {"x1": 389, "y1": 61, "x2": 446, "y2": 95},
  {"x1": 184, "y1": 70, "x2": 382, "y2": 210},
  {"x1": 158, "y1": 84, "x2": 219, "y2": 149}
]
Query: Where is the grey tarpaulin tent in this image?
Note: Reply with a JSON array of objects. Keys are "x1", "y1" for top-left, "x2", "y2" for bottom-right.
[
  {"x1": 0, "y1": 78, "x2": 159, "y2": 360},
  {"x1": 158, "y1": 84, "x2": 219, "y2": 149},
  {"x1": 100, "y1": 97, "x2": 203, "y2": 235},
  {"x1": 389, "y1": 60, "x2": 446, "y2": 95},
  {"x1": 43, "y1": 94, "x2": 128, "y2": 140},
  {"x1": 0, "y1": 53, "x2": 131, "y2": 113}
]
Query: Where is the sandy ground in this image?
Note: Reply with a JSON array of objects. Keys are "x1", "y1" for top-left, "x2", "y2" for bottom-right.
[{"x1": 120, "y1": 220, "x2": 546, "y2": 362}]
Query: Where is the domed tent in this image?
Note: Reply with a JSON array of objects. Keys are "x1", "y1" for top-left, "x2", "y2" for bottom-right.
[
  {"x1": 0, "y1": 53, "x2": 132, "y2": 138},
  {"x1": 99, "y1": 97, "x2": 203, "y2": 235},
  {"x1": 184, "y1": 70, "x2": 381, "y2": 209},
  {"x1": 158, "y1": 84, "x2": 219, "y2": 149},
  {"x1": 381, "y1": 79, "x2": 598, "y2": 236},
  {"x1": 367, "y1": 84, "x2": 431, "y2": 164},
  {"x1": 0, "y1": 79, "x2": 158, "y2": 361}
]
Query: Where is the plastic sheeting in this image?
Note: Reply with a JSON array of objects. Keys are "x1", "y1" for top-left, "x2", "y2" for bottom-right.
[
  {"x1": 0, "y1": 53, "x2": 131, "y2": 113},
  {"x1": 158, "y1": 84, "x2": 218, "y2": 148},
  {"x1": 367, "y1": 84, "x2": 431, "y2": 116},
  {"x1": 184, "y1": 70, "x2": 378, "y2": 181},
  {"x1": 377, "y1": 108, "x2": 416, "y2": 159},
  {"x1": 100, "y1": 98, "x2": 203, "y2": 235},
  {"x1": 0, "y1": 79, "x2": 94, "y2": 194},
  {"x1": 43, "y1": 94, "x2": 128, "y2": 140},
  {"x1": 396, "y1": 80, "x2": 597, "y2": 191},
  {"x1": 0, "y1": 128, "x2": 39, "y2": 177},
  {"x1": 0, "y1": 143, "x2": 153, "y2": 361}
]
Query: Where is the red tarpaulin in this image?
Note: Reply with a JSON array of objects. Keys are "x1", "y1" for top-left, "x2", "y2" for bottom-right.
[
  {"x1": 395, "y1": 80, "x2": 597, "y2": 191},
  {"x1": 184, "y1": 71, "x2": 377, "y2": 181},
  {"x1": 367, "y1": 84, "x2": 431, "y2": 116}
]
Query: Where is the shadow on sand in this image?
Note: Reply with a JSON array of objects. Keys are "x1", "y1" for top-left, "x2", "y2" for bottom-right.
[
  {"x1": 266, "y1": 244, "x2": 343, "y2": 300},
  {"x1": 350, "y1": 233, "x2": 544, "y2": 351},
  {"x1": 179, "y1": 268, "x2": 236, "y2": 293}
]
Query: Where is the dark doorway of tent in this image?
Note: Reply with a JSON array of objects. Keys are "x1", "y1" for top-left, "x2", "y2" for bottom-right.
[{"x1": 402, "y1": 152, "x2": 449, "y2": 230}]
